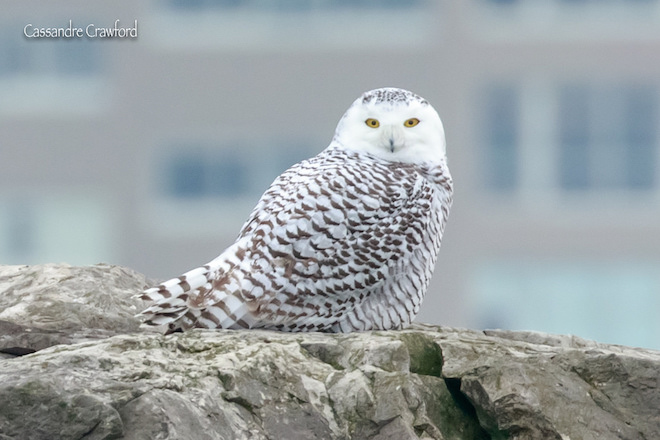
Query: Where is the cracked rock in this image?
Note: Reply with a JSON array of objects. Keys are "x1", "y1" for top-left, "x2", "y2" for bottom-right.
[{"x1": 0, "y1": 264, "x2": 658, "y2": 439}]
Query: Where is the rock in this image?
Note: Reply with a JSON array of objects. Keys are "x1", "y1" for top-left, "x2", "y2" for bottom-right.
[
  {"x1": 0, "y1": 264, "x2": 151, "y2": 357},
  {"x1": 0, "y1": 264, "x2": 658, "y2": 440}
]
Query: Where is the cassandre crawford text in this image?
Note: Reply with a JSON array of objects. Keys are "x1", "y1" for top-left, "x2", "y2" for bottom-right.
[{"x1": 24, "y1": 20, "x2": 138, "y2": 39}]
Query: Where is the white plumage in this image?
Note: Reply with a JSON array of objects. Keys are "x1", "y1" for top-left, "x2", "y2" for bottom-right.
[{"x1": 137, "y1": 87, "x2": 453, "y2": 333}]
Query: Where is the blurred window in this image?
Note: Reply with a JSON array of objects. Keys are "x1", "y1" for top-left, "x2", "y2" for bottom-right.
[
  {"x1": 0, "y1": 30, "x2": 100, "y2": 78},
  {"x1": 0, "y1": 26, "x2": 105, "y2": 115},
  {"x1": 481, "y1": 0, "x2": 658, "y2": 7},
  {"x1": 0, "y1": 34, "x2": 29, "y2": 76},
  {"x1": 482, "y1": 85, "x2": 519, "y2": 191},
  {"x1": 163, "y1": 146, "x2": 249, "y2": 199},
  {"x1": 168, "y1": 0, "x2": 242, "y2": 9},
  {"x1": 159, "y1": 140, "x2": 314, "y2": 200},
  {"x1": 558, "y1": 84, "x2": 657, "y2": 191},
  {"x1": 472, "y1": 260, "x2": 660, "y2": 350},
  {"x1": 0, "y1": 194, "x2": 115, "y2": 266},
  {"x1": 155, "y1": 0, "x2": 433, "y2": 50},
  {"x1": 481, "y1": 82, "x2": 658, "y2": 194},
  {"x1": 146, "y1": 140, "x2": 316, "y2": 237},
  {"x1": 558, "y1": 85, "x2": 590, "y2": 190},
  {"x1": 166, "y1": 0, "x2": 425, "y2": 10},
  {"x1": 474, "y1": 0, "x2": 660, "y2": 42},
  {"x1": 55, "y1": 40, "x2": 99, "y2": 76}
]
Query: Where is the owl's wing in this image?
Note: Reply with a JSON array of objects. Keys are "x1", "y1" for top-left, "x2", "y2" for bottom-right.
[{"x1": 230, "y1": 152, "x2": 438, "y2": 330}]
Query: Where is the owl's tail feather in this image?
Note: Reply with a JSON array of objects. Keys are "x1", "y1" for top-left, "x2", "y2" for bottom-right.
[
  {"x1": 135, "y1": 250, "x2": 255, "y2": 332},
  {"x1": 135, "y1": 264, "x2": 218, "y2": 329},
  {"x1": 139, "y1": 266, "x2": 211, "y2": 302}
]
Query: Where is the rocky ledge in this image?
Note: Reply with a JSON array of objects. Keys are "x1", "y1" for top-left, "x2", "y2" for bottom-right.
[{"x1": 0, "y1": 264, "x2": 658, "y2": 440}]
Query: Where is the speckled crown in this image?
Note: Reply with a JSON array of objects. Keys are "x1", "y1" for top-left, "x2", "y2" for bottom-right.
[{"x1": 360, "y1": 87, "x2": 428, "y2": 106}]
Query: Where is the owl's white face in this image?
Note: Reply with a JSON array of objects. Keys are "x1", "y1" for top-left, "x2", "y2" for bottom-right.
[{"x1": 332, "y1": 88, "x2": 447, "y2": 165}]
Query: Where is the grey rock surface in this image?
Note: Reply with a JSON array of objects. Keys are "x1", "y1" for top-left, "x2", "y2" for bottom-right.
[
  {"x1": 0, "y1": 264, "x2": 658, "y2": 440},
  {"x1": 0, "y1": 264, "x2": 151, "y2": 356}
]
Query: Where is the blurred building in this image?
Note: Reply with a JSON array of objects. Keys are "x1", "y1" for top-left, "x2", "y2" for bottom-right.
[{"x1": 1, "y1": 0, "x2": 659, "y2": 349}]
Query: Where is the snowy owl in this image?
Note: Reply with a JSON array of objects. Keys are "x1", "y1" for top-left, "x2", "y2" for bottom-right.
[{"x1": 137, "y1": 87, "x2": 453, "y2": 333}]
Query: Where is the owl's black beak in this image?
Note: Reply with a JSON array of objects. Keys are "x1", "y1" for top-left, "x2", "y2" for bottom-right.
[{"x1": 384, "y1": 126, "x2": 404, "y2": 152}]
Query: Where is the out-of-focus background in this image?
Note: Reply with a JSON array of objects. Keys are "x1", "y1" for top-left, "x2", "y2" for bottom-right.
[{"x1": 1, "y1": 1, "x2": 659, "y2": 349}]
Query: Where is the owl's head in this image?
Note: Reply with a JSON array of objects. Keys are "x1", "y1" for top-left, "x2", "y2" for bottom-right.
[{"x1": 332, "y1": 88, "x2": 446, "y2": 164}]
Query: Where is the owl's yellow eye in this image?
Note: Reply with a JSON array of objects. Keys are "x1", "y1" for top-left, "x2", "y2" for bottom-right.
[
  {"x1": 365, "y1": 118, "x2": 380, "y2": 128},
  {"x1": 404, "y1": 118, "x2": 420, "y2": 127}
]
